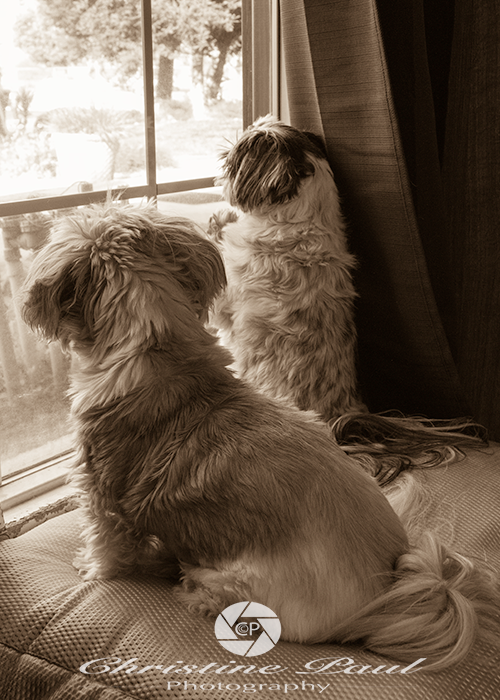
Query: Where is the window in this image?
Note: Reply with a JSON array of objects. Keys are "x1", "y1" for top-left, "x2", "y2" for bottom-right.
[{"x1": 0, "y1": 0, "x2": 278, "y2": 521}]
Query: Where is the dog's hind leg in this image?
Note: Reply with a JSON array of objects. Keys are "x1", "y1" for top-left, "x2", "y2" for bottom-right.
[
  {"x1": 178, "y1": 544, "x2": 391, "y2": 646},
  {"x1": 178, "y1": 563, "x2": 254, "y2": 617}
]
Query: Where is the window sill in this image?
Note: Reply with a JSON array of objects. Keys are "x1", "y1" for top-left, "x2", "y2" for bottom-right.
[{"x1": 0, "y1": 451, "x2": 76, "y2": 520}]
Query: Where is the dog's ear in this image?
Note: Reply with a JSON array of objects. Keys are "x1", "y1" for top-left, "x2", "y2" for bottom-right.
[
  {"x1": 302, "y1": 131, "x2": 328, "y2": 159},
  {"x1": 148, "y1": 216, "x2": 227, "y2": 318},
  {"x1": 222, "y1": 120, "x2": 324, "y2": 211},
  {"x1": 20, "y1": 239, "x2": 96, "y2": 350},
  {"x1": 222, "y1": 130, "x2": 304, "y2": 210}
]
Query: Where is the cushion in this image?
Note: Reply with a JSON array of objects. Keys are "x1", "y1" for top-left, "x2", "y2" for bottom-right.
[{"x1": 1, "y1": 446, "x2": 499, "y2": 700}]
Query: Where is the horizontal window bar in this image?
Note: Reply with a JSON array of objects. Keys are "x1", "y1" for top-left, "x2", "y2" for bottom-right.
[
  {"x1": 0, "y1": 178, "x2": 217, "y2": 218},
  {"x1": 156, "y1": 177, "x2": 216, "y2": 196}
]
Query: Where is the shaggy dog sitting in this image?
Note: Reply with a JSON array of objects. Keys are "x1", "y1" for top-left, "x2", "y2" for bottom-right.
[
  {"x1": 208, "y1": 116, "x2": 485, "y2": 485},
  {"x1": 20, "y1": 203, "x2": 499, "y2": 671}
]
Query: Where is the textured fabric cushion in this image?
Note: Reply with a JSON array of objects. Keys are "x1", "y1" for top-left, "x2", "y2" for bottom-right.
[{"x1": 0, "y1": 448, "x2": 499, "y2": 699}]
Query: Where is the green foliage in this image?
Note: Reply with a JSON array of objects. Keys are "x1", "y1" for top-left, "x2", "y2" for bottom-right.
[
  {"x1": 15, "y1": 0, "x2": 241, "y2": 100},
  {"x1": 14, "y1": 5, "x2": 90, "y2": 67},
  {"x1": 0, "y1": 89, "x2": 56, "y2": 178},
  {"x1": 37, "y1": 107, "x2": 152, "y2": 178},
  {"x1": 0, "y1": 130, "x2": 57, "y2": 179},
  {"x1": 12, "y1": 88, "x2": 35, "y2": 130}
]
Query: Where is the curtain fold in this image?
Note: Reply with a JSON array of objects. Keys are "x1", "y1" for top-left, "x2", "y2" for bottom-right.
[
  {"x1": 442, "y1": 0, "x2": 500, "y2": 439},
  {"x1": 281, "y1": 0, "x2": 499, "y2": 437}
]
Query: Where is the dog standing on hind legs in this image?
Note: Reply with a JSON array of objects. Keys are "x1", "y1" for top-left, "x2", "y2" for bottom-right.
[
  {"x1": 208, "y1": 115, "x2": 487, "y2": 485},
  {"x1": 208, "y1": 115, "x2": 365, "y2": 419},
  {"x1": 20, "y1": 202, "x2": 499, "y2": 671}
]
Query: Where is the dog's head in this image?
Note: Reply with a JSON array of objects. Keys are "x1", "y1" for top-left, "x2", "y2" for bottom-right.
[
  {"x1": 20, "y1": 203, "x2": 226, "y2": 354},
  {"x1": 220, "y1": 115, "x2": 329, "y2": 212}
]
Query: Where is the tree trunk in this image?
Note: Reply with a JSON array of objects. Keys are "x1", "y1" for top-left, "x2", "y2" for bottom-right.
[
  {"x1": 156, "y1": 54, "x2": 174, "y2": 100},
  {"x1": 207, "y1": 38, "x2": 230, "y2": 102}
]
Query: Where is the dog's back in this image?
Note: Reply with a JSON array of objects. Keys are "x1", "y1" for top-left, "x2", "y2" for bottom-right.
[{"x1": 210, "y1": 117, "x2": 365, "y2": 418}]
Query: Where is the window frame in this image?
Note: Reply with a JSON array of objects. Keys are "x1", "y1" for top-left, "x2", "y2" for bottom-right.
[
  {"x1": 0, "y1": 0, "x2": 280, "y2": 516},
  {"x1": 0, "y1": 0, "x2": 213, "y2": 219},
  {"x1": 242, "y1": 0, "x2": 280, "y2": 127}
]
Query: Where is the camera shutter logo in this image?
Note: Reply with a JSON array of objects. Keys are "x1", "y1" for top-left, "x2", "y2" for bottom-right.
[{"x1": 214, "y1": 602, "x2": 281, "y2": 656}]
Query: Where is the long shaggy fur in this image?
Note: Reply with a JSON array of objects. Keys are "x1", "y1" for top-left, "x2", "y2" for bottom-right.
[
  {"x1": 209, "y1": 115, "x2": 364, "y2": 417},
  {"x1": 209, "y1": 116, "x2": 487, "y2": 485},
  {"x1": 20, "y1": 203, "x2": 499, "y2": 671}
]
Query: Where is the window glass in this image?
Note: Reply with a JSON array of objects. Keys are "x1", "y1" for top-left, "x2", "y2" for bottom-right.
[
  {"x1": 151, "y1": 0, "x2": 242, "y2": 182},
  {"x1": 0, "y1": 0, "x2": 242, "y2": 489},
  {"x1": 0, "y1": 208, "x2": 73, "y2": 478},
  {"x1": 0, "y1": 0, "x2": 148, "y2": 201}
]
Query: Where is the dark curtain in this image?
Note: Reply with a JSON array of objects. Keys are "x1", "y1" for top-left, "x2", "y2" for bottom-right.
[{"x1": 281, "y1": 0, "x2": 500, "y2": 439}]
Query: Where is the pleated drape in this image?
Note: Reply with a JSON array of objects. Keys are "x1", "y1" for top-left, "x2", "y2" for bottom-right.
[
  {"x1": 281, "y1": 0, "x2": 499, "y2": 437},
  {"x1": 442, "y1": 0, "x2": 500, "y2": 439}
]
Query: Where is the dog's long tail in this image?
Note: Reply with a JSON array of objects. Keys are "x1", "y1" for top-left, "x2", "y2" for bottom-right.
[
  {"x1": 331, "y1": 532, "x2": 499, "y2": 671},
  {"x1": 329, "y1": 474, "x2": 499, "y2": 672},
  {"x1": 331, "y1": 412, "x2": 488, "y2": 486}
]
